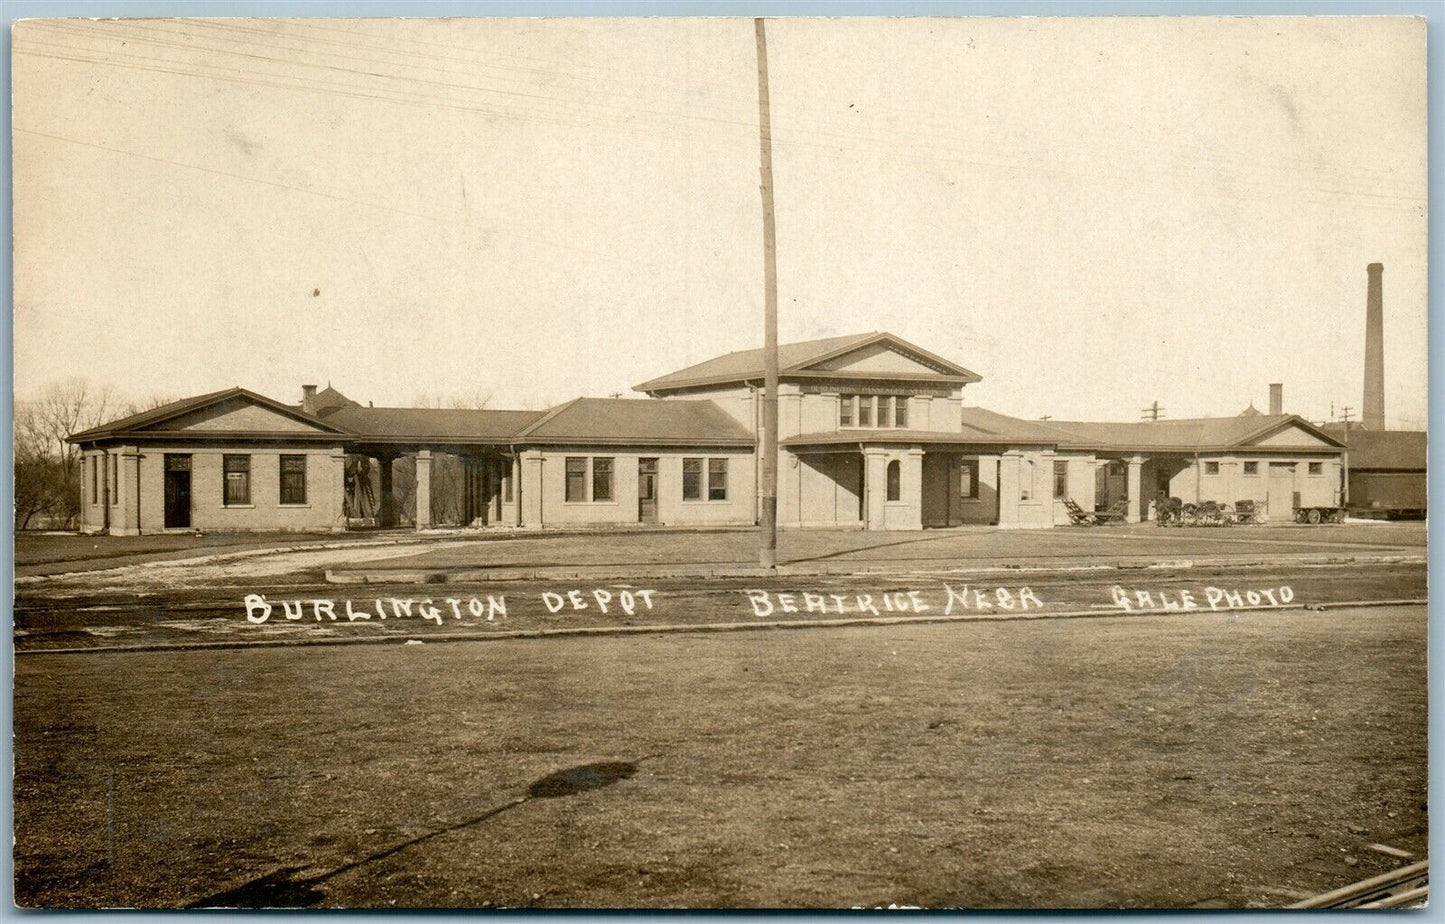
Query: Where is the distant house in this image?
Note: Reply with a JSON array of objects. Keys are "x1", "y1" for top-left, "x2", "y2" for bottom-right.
[{"x1": 68, "y1": 331, "x2": 1348, "y2": 534}]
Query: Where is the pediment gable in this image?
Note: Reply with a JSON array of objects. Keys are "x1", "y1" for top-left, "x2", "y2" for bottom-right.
[
  {"x1": 145, "y1": 396, "x2": 330, "y2": 434},
  {"x1": 803, "y1": 340, "x2": 957, "y2": 376},
  {"x1": 1247, "y1": 423, "x2": 1337, "y2": 449}
]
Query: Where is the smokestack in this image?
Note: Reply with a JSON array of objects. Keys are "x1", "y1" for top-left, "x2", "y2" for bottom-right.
[
  {"x1": 1363, "y1": 263, "x2": 1385, "y2": 430},
  {"x1": 301, "y1": 384, "x2": 318, "y2": 415},
  {"x1": 1269, "y1": 383, "x2": 1283, "y2": 416}
]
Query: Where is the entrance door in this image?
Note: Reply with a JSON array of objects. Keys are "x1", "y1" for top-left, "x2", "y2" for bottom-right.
[
  {"x1": 920, "y1": 454, "x2": 953, "y2": 527},
  {"x1": 164, "y1": 454, "x2": 192, "y2": 529},
  {"x1": 1267, "y1": 462, "x2": 1296, "y2": 520},
  {"x1": 638, "y1": 458, "x2": 658, "y2": 523}
]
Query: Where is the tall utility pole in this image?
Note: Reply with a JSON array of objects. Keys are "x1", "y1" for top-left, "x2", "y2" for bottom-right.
[
  {"x1": 1140, "y1": 401, "x2": 1164, "y2": 422},
  {"x1": 755, "y1": 17, "x2": 779, "y2": 569}
]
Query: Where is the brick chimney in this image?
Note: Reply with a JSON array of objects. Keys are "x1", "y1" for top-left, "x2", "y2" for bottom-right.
[
  {"x1": 301, "y1": 384, "x2": 318, "y2": 416},
  {"x1": 1363, "y1": 263, "x2": 1385, "y2": 430},
  {"x1": 1269, "y1": 383, "x2": 1283, "y2": 416}
]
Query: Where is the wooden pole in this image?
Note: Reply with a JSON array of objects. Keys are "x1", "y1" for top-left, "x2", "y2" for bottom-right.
[{"x1": 755, "y1": 17, "x2": 779, "y2": 569}]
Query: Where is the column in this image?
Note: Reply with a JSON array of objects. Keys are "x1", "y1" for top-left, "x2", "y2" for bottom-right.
[
  {"x1": 378, "y1": 454, "x2": 397, "y2": 528},
  {"x1": 414, "y1": 449, "x2": 432, "y2": 529},
  {"x1": 901, "y1": 447, "x2": 925, "y2": 531},
  {"x1": 863, "y1": 448, "x2": 889, "y2": 530},
  {"x1": 329, "y1": 449, "x2": 348, "y2": 531},
  {"x1": 521, "y1": 449, "x2": 544, "y2": 526},
  {"x1": 513, "y1": 454, "x2": 524, "y2": 526},
  {"x1": 113, "y1": 445, "x2": 141, "y2": 536},
  {"x1": 1126, "y1": 456, "x2": 1144, "y2": 523},
  {"x1": 997, "y1": 451, "x2": 1022, "y2": 528}
]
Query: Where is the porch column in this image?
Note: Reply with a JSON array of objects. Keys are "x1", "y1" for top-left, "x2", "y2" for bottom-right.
[
  {"x1": 113, "y1": 445, "x2": 141, "y2": 536},
  {"x1": 513, "y1": 454, "x2": 524, "y2": 526},
  {"x1": 997, "y1": 451, "x2": 1022, "y2": 528},
  {"x1": 902, "y1": 447, "x2": 925, "y2": 530},
  {"x1": 414, "y1": 449, "x2": 433, "y2": 529},
  {"x1": 1126, "y1": 456, "x2": 1144, "y2": 523},
  {"x1": 378, "y1": 454, "x2": 397, "y2": 528},
  {"x1": 520, "y1": 449, "x2": 544, "y2": 526},
  {"x1": 329, "y1": 449, "x2": 348, "y2": 531},
  {"x1": 863, "y1": 448, "x2": 888, "y2": 530}
]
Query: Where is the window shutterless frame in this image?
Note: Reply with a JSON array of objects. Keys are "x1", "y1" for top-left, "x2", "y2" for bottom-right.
[
  {"x1": 223, "y1": 454, "x2": 251, "y2": 506},
  {"x1": 279, "y1": 455, "x2": 307, "y2": 505}
]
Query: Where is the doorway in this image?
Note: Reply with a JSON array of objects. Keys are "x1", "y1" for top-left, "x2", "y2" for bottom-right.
[
  {"x1": 164, "y1": 454, "x2": 192, "y2": 529},
  {"x1": 1267, "y1": 462, "x2": 1296, "y2": 520},
  {"x1": 638, "y1": 458, "x2": 658, "y2": 523}
]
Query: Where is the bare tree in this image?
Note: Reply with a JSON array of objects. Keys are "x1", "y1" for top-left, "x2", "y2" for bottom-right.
[{"x1": 13, "y1": 378, "x2": 116, "y2": 529}]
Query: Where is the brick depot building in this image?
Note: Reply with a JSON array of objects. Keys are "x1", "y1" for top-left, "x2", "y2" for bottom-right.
[{"x1": 69, "y1": 332, "x2": 1346, "y2": 535}]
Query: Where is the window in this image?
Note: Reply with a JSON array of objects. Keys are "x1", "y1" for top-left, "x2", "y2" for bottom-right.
[
  {"x1": 502, "y1": 461, "x2": 513, "y2": 503},
  {"x1": 1308, "y1": 462, "x2": 1323, "y2": 475},
  {"x1": 110, "y1": 455, "x2": 118, "y2": 505},
  {"x1": 1243, "y1": 461, "x2": 1259, "y2": 476},
  {"x1": 894, "y1": 397, "x2": 909, "y2": 428},
  {"x1": 708, "y1": 458, "x2": 728, "y2": 501},
  {"x1": 878, "y1": 396, "x2": 892, "y2": 428},
  {"x1": 90, "y1": 456, "x2": 98, "y2": 506},
  {"x1": 858, "y1": 396, "x2": 873, "y2": 427},
  {"x1": 223, "y1": 454, "x2": 251, "y2": 506},
  {"x1": 683, "y1": 458, "x2": 703, "y2": 500},
  {"x1": 592, "y1": 457, "x2": 614, "y2": 502},
  {"x1": 1020, "y1": 460, "x2": 1034, "y2": 502},
  {"x1": 1204, "y1": 461, "x2": 1220, "y2": 475},
  {"x1": 960, "y1": 460, "x2": 979, "y2": 499},
  {"x1": 1054, "y1": 460, "x2": 1069, "y2": 499},
  {"x1": 565, "y1": 457, "x2": 587, "y2": 502},
  {"x1": 839, "y1": 395, "x2": 853, "y2": 427},
  {"x1": 280, "y1": 455, "x2": 307, "y2": 505},
  {"x1": 886, "y1": 460, "x2": 901, "y2": 501}
]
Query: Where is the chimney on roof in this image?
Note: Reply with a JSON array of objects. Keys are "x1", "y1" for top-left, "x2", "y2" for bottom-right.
[
  {"x1": 1269, "y1": 383, "x2": 1283, "y2": 416},
  {"x1": 301, "y1": 384, "x2": 317, "y2": 415},
  {"x1": 1363, "y1": 262, "x2": 1385, "y2": 430}
]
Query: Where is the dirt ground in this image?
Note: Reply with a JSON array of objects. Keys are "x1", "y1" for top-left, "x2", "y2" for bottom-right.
[
  {"x1": 15, "y1": 521, "x2": 1427, "y2": 581},
  {"x1": 13, "y1": 605, "x2": 1427, "y2": 909}
]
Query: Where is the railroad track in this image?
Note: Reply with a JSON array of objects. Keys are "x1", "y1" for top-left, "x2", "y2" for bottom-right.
[{"x1": 1289, "y1": 859, "x2": 1427, "y2": 909}]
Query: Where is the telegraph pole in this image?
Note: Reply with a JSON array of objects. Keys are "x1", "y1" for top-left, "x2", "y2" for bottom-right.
[{"x1": 755, "y1": 17, "x2": 779, "y2": 569}]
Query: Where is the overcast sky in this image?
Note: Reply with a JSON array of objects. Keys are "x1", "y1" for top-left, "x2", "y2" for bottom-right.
[{"x1": 12, "y1": 15, "x2": 1428, "y2": 426}]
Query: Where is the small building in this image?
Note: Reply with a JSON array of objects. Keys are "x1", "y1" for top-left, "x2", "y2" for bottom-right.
[
  {"x1": 1321, "y1": 425, "x2": 1427, "y2": 518},
  {"x1": 68, "y1": 331, "x2": 1349, "y2": 534}
]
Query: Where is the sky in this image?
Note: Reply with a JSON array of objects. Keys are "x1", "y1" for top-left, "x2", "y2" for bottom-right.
[{"x1": 11, "y1": 15, "x2": 1429, "y2": 426}]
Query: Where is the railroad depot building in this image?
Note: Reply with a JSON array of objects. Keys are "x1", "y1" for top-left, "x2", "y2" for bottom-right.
[{"x1": 70, "y1": 332, "x2": 1348, "y2": 535}]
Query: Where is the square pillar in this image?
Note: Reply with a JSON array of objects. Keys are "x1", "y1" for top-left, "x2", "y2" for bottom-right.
[
  {"x1": 513, "y1": 454, "x2": 524, "y2": 525},
  {"x1": 863, "y1": 448, "x2": 889, "y2": 530},
  {"x1": 414, "y1": 450, "x2": 433, "y2": 529},
  {"x1": 1126, "y1": 456, "x2": 1144, "y2": 523},
  {"x1": 520, "y1": 450, "x2": 544, "y2": 526},
  {"x1": 997, "y1": 451, "x2": 1022, "y2": 528},
  {"x1": 329, "y1": 449, "x2": 348, "y2": 531},
  {"x1": 112, "y1": 446, "x2": 141, "y2": 536},
  {"x1": 900, "y1": 447, "x2": 925, "y2": 531}
]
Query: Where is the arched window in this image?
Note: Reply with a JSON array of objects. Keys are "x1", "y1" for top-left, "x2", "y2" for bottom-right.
[{"x1": 886, "y1": 459, "x2": 901, "y2": 502}]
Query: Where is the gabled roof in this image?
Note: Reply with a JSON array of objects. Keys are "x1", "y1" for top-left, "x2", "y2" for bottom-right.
[
  {"x1": 68, "y1": 387, "x2": 347, "y2": 442},
  {"x1": 323, "y1": 406, "x2": 545, "y2": 443},
  {"x1": 634, "y1": 331, "x2": 982, "y2": 393},
  {"x1": 1321, "y1": 426, "x2": 1427, "y2": 470},
  {"x1": 1039, "y1": 414, "x2": 1346, "y2": 453},
  {"x1": 517, "y1": 397, "x2": 754, "y2": 446}
]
